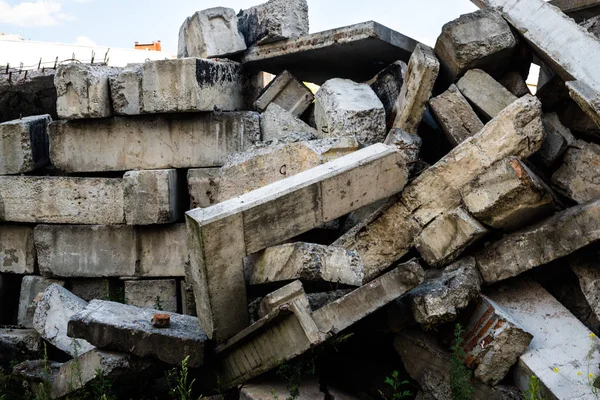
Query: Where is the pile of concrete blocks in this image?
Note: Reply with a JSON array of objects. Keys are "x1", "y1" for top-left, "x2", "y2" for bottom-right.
[{"x1": 2, "y1": 0, "x2": 600, "y2": 398}]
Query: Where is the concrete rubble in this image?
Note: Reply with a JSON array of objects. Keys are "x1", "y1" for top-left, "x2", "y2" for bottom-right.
[
  {"x1": 0, "y1": 115, "x2": 51, "y2": 175},
  {"x1": 254, "y1": 70, "x2": 314, "y2": 116}
]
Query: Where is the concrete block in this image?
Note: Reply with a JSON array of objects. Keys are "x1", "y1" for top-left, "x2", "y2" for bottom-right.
[
  {"x1": 498, "y1": 70, "x2": 530, "y2": 97},
  {"x1": 463, "y1": 158, "x2": 557, "y2": 230},
  {"x1": 17, "y1": 276, "x2": 65, "y2": 329},
  {"x1": 49, "y1": 112, "x2": 259, "y2": 173},
  {"x1": 0, "y1": 225, "x2": 36, "y2": 274},
  {"x1": 32, "y1": 284, "x2": 94, "y2": 356},
  {"x1": 257, "y1": 280, "x2": 311, "y2": 318},
  {"x1": 178, "y1": 7, "x2": 246, "y2": 59},
  {"x1": 566, "y1": 80, "x2": 600, "y2": 136},
  {"x1": 0, "y1": 328, "x2": 43, "y2": 363},
  {"x1": 315, "y1": 78, "x2": 386, "y2": 145},
  {"x1": 0, "y1": 176, "x2": 124, "y2": 224},
  {"x1": 260, "y1": 103, "x2": 317, "y2": 142},
  {"x1": 0, "y1": 115, "x2": 50, "y2": 175},
  {"x1": 475, "y1": 199, "x2": 600, "y2": 284},
  {"x1": 187, "y1": 168, "x2": 220, "y2": 209},
  {"x1": 435, "y1": 9, "x2": 516, "y2": 82},
  {"x1": 463, "y1": 295, "x2": 533, "y2": 386},
  {"x1": 306, "y1": 289, "x2": 353, "y2": 311},
  {"x1": 55, "y1": 63, "x2": 119, "y2": 119},
  {"x1": 552, "y1": 140, "x2": 600, "y2": 204},
  {"x1": 138, "y1": 224, "x2": 187, "y2": 277},
  {"x1": 254, "y1": 70, "x2": 314, "y2": 116},
  {"x1": 429, "y1": 84, "x2": 484, "y2": 147},
  {"x1": 456, "y1": 69, "x2": 517, "y2": 120},
  {"x1": 571, "y1": 252, "x2": 600, "y2": 322},
  {"x1": 391, "y1": 44, "x2": 440, "y2": 134},
  {"x1": 238, "y1": 0, "x2": 309, "y2": 46},
  {"x1": 384, "y1": 129, "x2": 422, "y2": 174},
  {"x1": 538, "y1": 112, "x2": 577, "y2": 167},
  {"x1": 0, "y1": 69, "x2": 57, "y2": 123},
  {"x1": 124, "y1": 279, "x2": 177, "y2": 312},
  {"x1": 68, "y1": 279, "x2": 118, "y2": 302},
  {"x1": 123, "y1": 169, "x2": 182, "y2": 225},
  {"x1": 186, "y1": 144, "x2": 408, "y2": 342},
  {"x1": 368, "y1": 61, "x2": 407, "y2": 129},
  {"x1": 414, "y1": 207, "x2": 487, "y2": 267},
  {"x1": 109, "y1": 63, "x2": 141, "y2": 116},
  {"x1": 247, "y1": 242, "x2": 364, "y2": 287},
  {"x1": 181, "y1": 280, "x2": 196, "y2": 317},
  {"x1": 68, "y1": 300, "x2": 207, "y2": 367}
]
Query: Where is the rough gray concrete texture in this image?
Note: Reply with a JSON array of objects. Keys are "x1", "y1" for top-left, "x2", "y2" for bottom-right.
[
  {"x1": 124, "y1": 279, "x2": 177, "y2": 313},
  {"x1": 0, "y1": 115, "x2": 51, "y2": 175},
  {"x1": 552, "y1": 140, "x2": 600, "y2": 204},
  {"x1": 68, "y1": 299, "x2": 207, "y2": 367},
  {"x1": 463, "y1": 157, "x2": 558, "y2": 230},
  {"x1": 499, "y1": 70, "x2": 531, "y2": 97},
  {"x1": 237, "y1": 0, "x2": 309, "y2": 46},
  {"x1": 186, "y1": 144, "x2": 409, "y2": 343},
  {"x1": 565, "y1": 80, "x2": 600, "y2": 134},
  {"x1": 257, "y1": 280, "x2": 311, "y2": 318},
  {"x1": 48, "y1": 112, "x2": 259, "y2": 173},
  {"x1": 32, "y1": 284, "x2": 95, "y2": 356},
  {"x1": 0, "y1": 69, "x2": 57, "y2": 123},
  {"x1": 123, "y1": 169, "x2": 182, "y2": 225},
  {"x1": 538, "y1": 112, "x2": 577, "y2": 167},
  {"x1": 414, "y1": 207, "x2": 487, "y2": 267},
  {"x1": 391, "y1": 43, "x2": 440, "y2": 134},
  {"x1": 429, "y1": 84, "x2": 484, "y2": 147},
  {"x1": 254, "y1": 70, "x2": 314, "y2": 116},
  {"x1": 571, "y1": 251, "x2": 600, "y2": 323},
  {"x1": 384, "y1": 129, "x2": 422, "y2": 173},
  {"x1": 368, "y1": 60, "x2": 407, "y2": 129},
  {"x1": 177, "y1": 7, "x2": 246, "y2": 59},
  {"x1": 315, "y1": 78, "x2": 386, "y2": 145},
  {"x1": 306, "y1": 289, "x2": 353, "y2": 311},
  {"x1": 68, "y1": 279, "x2": 115, "y2": 302},
  {"x1": 187, "y1": 168, "x2": 220, "y2": 209},
  {"x1": 434, "y1": 8, "x2": 516, "y2": 82},
  {"x1": 54, "y1": 63, "x2": 119, "y2": 119},
  {"x1": 260, "y1": 103, "x2": 318, "y2": 142},
  {"x1": 0, "y1": 328, "x2": 43, "y2": 363},
  {"x1": 456, "y1": 69, "x2": 517, "y2": 120},
  {"x1": 109, "y1": 63, "x2": 141, "y2": 116},
  {"x1": 247, "y1": 242, "x2": 364, "y2": 286},
  {"x1": 0, "y1": 176, "x2": 125, "y2": 224},
  {"x1": 0, "y1": 225, "x2": 36, "y2": 274},
  {"x1": 18, "y1": 276, "x2": 65, "y2": 329},
  {"x1": 475, "y1": 199, "x2": 600, "y2": 284}
]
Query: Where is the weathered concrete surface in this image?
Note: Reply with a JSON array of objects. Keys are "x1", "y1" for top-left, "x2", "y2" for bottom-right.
[
  {"x1": 384, "y1": 129, "x2": 422, "y2": 174},
  {"x1": 475, "y1": 199, "x2": 600, "y2": 284},
  {"x1": 489, "y1": 280, "x2": 600, "y2": 400},
  {"x1": 257, "y1": 280, "x2": 311, "y2": 318},
  {"x1": 18, "y1": 276, "x2": 65, "y2": 328},
  {"x1": 307, "y1": 289, "x2": 353, "y2": 311},
  {"x1": 414, "y1": 207, "x2": 487, "y2": 267},
  {"x1": 315, "y1": 78, "x2": 386, "y2": 145},
  {"x1": 254, "y1": 70, "x2": 314, "y2": 116},
  {"x1": 260, "y1": 103, "x2": 318, "y2": 142},
  {"x1": 0, "y1": 225, "x2": 36, "y2": 274},
  {"x1": 187, "y1": 168, "x2": 220, "y2": 209},
  {"x1": 456, "y1": 69, "x2": 517, "y2": 120},
  {"x1": 429, "y1": 84, "x2": 484, "y2": 147},
  {"x1": 238, "y1": 0, "x2": 309, "y2": 46},
  {"x1": 409, "y1": 258, "x2": 481, "y2": 328},
  {"x1": 178, "y1": 8, "x2": 246, "y2": 58},
  {"x1": 55, "y1": 63, "x2": 119, "y2": 119},
  {"x1": 565, "y1": 80, "x2": 600, "y2": 134},
  {"x1": 569, "y1": 251, "x2": 600, "y2": 321},
  {"x1": 138, "y1": 224, "x2": 187, "y2": 277},
  {"x1": 0, "y1": 176, "x2": 124, "y2": 224},
  {"x1": 124, "y1": 279, "x2": 177, "y2": 312},
  {"x1": 186, "y1": 144, "x2": 408, "y2": 342},
  {"x1": 435, "y1": 9, "x2": 516, "y2": 82},
  {"x1": 368, "y1": 61, "x2": 407, "y2": 129},
  {"x1": 499, "y1": 70, "x2": 531, "y2": 97},
  {"x1": 391, "y1": 44, "x2": 440, "y2": 134},
  {"x1": 463, "y1": 295, "x2": 533, "y2": 386},
  {"x1": 552, "y1": 140, "x2": 600, "y2": 204},
  {"x1": 463, "y1": 158, "x2": 558, "y2": 230},
  {"x1": 241, "y1": 21, "x2": 419, "y2": 85},
  {"x1": 0, "y1": 328, "x2": 43, "y2": 364},
  {"x1": 48, "y1": 112, "x2": 259, "y2": 172},
  {"x1": 0, "y1": 115, "x2": 51, "y2": 175},
  {"x1": 0, "y1": 69, "x2": 57, "y2": 123},
  {"x1": 68, "y1": 279, "x2": 117, "y2": 302},
  {"x1": 538, "y1": 112, "x2": 577, "y2": 167},
  {"x1": 32, "y1": 284, "x2": 94, "y2": 356},
  {"x1": 123, "y1": 169, "x2": 182, "y2": 225},
  {"x1": 247, "y1": 242, "x2": 364, "y2": 286},
  {"x1": 68, "y1": 300, "x2": 207, "y2": 367},
  {"x1": 109, "y1": 63, "x2": 142, "y2": 116}
]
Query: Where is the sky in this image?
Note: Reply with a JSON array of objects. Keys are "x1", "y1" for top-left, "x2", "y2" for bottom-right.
[{"x1": 0, "y1": 0, "x2": 479, "y2": 54}]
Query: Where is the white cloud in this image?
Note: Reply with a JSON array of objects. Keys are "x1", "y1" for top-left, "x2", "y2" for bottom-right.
[
  {"x1": 74, "y1": 35, "x2": 96, "y2": 46},
  {"x1": 0, "y1": 1, "x2": 71, "y2": 27}
]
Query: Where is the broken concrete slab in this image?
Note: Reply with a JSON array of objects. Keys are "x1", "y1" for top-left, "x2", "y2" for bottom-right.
[
  {"x1": 0, "y1": 69, "x2": 57, "y2": 123},
  {"x1": 124, "y1": 279, "x2": 177, "y2": 313},
  {"x1": 177, "y1": 8, "x2": 247, "y2": 59},
  {"x1": 429, "y1": 84, "x2": 484, "y2": 147},
  {"x1": 306, "y1": 290, "x2": 353, "y2": 311},
  {"x1": 368, "y1": 61, "x2": 407, "y2": 129},
  {"x1": 315, "y1": 78, "x2": 386, "y2": 145},
  {"x1": 0, "y1": 328, "x2": 43, "y2": 363},
  {"x1": 384, "y1": 129, "x2": 422, "y2": 173},
  {"x1": 186, "y1": 143, "x2": 408, "y2": 342},
  {"x1": 475, "y1": 199, "x2": 600, "y2": 284},
  {"x1": 254, "y1": 70, "x2": 314, "y2": 117},
  {"x1": 462, "y1": 157, "x2": 558, "y2": 230},
  {"x1": 257, "y1": 280, "x2": 311, "y2": 318},
  {"x1": 552, "y1": 140, "x2": 600, "y2": 204},
  {"x1": 0, "y1": 176, "x2": 124, "y2": 224},
  {"x1": 570, "y1": 251, "x2": 600, "y2": 322},
  {"x1": 456, "y1": 69, "x2": 517, "y2": 120},
  {"x1": 390, "y1": 43, "x2": 440, "y2": 134},
  {"x1": 247, "y1": 242, "x2": 364, "y2": 287},
  {"x1": 68, "y1": 300, "x2": 207, "y2": 367},
  {"x1": 48, "y1": 112, "x2": 259, "y2": 173},
  {"x1": 551, "y1": 0, "x2": 600, "y2": 20},
  {"x1": 414, "y1": 207, "x2": 487, "y2": 267},
  {"x1": 565, "y1": 80, "x2": 600, "y2": 136},
  {"x1": 260, "y1": 103, "x2": 318, "y2": 142},
  {"x1": 498, "y1": 70, "x2": 531, "y2": 97},
  {"x1": 538, "y1": 112, "x2": 577, "y2": 167},
  {"x1": 238, "y1": 0, "x2": 309, "y2": 46},
  {"x1": 109, "y1": 63, "x2": 142, "y2": 116},
  {"x1": 187, "y1": 168, "x2": 220, "y2": 209},
  {"x1": 0, "y1": 115, "x2": 51, "y2": 175},
  {"x1": 434, "y1": 9, "x2": 516, "y2": 82},
  {"x1": 123, "y1": 169, "x2": 182, "y2": 225},
  {"x1": 241, "y1": 21, "x2": 419, "y2": 85},
  {"x1": 32, "y1": 284, "x2": 94, "y2": 356},
  {"x1": 18, "y1": 276, "x2": 65, "y2": 328},
  {"x1": 0, "y1": 225, "x2": 36, "y2": 275}
]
